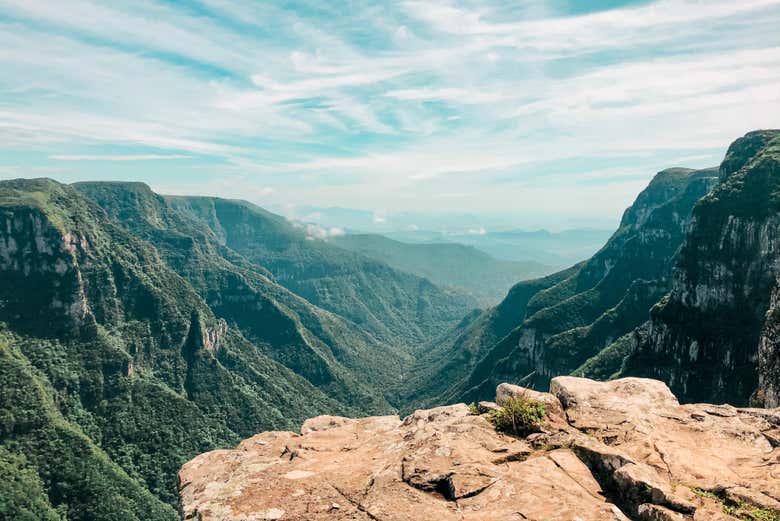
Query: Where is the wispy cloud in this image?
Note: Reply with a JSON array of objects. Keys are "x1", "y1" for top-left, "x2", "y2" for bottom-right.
[
  {"x1": 50, "y1": 154, "x2": 188, "y2": 161},
  {"x1": 0, "y1": 0, "x2": 778, "y2": 223}
]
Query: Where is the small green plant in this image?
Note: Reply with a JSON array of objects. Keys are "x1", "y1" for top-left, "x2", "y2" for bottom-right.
[
  {"x1": 489, "y1": 394, "x2": 546, "y2": 436},
  {"x1": 690, "y1": 487, "x2": 780, "y2": 521},
  {"x1": 691, "y1": 487, "x2": 720, "y2": 500},
  {"x1": 724, "y1": 504, "x2": 780, "y2": 521},
  {"x1": 749, "y1": 389, "x2": 766, "y2": 408},
  {"x1": 467, "y1": 402, "x2": 479, "y2": 415}
]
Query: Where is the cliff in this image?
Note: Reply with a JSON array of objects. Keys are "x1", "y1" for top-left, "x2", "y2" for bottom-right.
[
  {"x1": 179, "y1": 376, "x2": 780, "y2": 521},
  {"x1": 619, "y1": 130, "x2": 780, "y2": 406},
  {"x1": 404, "y1": 166, "x2": 718, "y2": 408}
]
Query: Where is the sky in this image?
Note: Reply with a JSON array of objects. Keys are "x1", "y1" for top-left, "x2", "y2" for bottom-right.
[{"x1": 0, "y1": 0, "x2": 779, "y2": 230}]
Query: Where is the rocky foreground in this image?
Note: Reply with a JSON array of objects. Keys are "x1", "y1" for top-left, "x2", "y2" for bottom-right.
[{"x1": 179, "y1": 377, "x2": 780, "y2": 521}]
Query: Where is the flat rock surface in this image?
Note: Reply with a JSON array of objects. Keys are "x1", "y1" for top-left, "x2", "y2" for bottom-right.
[{"x1": 179, "y1": 377, "x2": 780, "y2": 521}]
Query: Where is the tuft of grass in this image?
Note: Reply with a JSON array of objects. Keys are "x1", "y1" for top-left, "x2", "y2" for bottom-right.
[
  {"x1": 467, "y1": 402, "x2": 479, "y2": 415},
  {"x1": 489, "y1": 394, "x2": 545, "y2": 436}
]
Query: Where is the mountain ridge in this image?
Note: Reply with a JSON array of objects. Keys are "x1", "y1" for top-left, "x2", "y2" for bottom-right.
[{"x1": 615, "y1": 129, "x2": 780, "y2": 405}]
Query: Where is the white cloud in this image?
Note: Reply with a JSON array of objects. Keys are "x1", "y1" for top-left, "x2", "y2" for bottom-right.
[
  {"x1": 292, "y1": 221, "x2": 346, "y2": 240},
  {"x1": 0, "y1": 0, "x2": 255, "y2": 71},
  {"x1": 50, "y1": 154, "x2": 188, "y2": 161},
  {"x1": 402, "y1": 0, "x2": 780, "y2": 48},
  {"x1": 385, "y1": 87, "x2": 505, "y2": 104},
  {"x1": 435, "y1": 192, "x2": 467, "y2": 199}
]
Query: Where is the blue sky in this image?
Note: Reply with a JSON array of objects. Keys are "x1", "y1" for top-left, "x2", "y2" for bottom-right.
[{"x1": 1, "y1": 0, "x2": 779, "y2": 229}]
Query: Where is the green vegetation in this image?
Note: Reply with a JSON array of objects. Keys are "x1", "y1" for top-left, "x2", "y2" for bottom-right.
[
  {"x1": 397, "y1": 267, "x2": 578, "y2": 410},
  {"x1": 0, "y1": 335, "x2": 178, "y2": 520},
  {"x1": 692, "y1": 488, "x2": 780, "y2": 521},
  {"x1": 0, "y1": 446, "x2": 63, "y2": 521},
  {"x1": 572, "y1": 330, "x2": 640, "y2": 380},
  {"x1": 724, "y1": 504, "x2": 780, "y2": 521},
  {"x1": 489, "y1": 394, "x2": 546, "y2": 436},
  {"x1": 165, "y1": 194, "x2": 477, "y2": 349},
  {"x1": 691, "y1": 487, "x2": 721, "y2": 500}
]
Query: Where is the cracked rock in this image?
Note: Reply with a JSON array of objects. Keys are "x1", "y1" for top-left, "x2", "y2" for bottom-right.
[{"x1": 180, "y1": 377, "x2": 780, "y2": 521}]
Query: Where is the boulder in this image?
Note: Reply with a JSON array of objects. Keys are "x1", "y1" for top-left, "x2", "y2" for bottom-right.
[{"x1": 495, "y1": 382, "x2": 565, "y2": 424}]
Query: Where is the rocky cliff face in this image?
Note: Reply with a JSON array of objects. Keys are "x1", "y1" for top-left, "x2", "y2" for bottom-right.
[
  {"x1": 407, "y1": 166, "x2": 718, "y2": 407},
  {"x1": 164, "y1": 194, "x2": 477, "y2": 348},
  {"x1": 179, "y1": 376, "x2": 780, "y2": 521},
  {"x1": 73, "y1": 181, "x2": 409, "y2": 414},
  {"x1": 622, "y1": 130, "x2": 780, "y2": 406},
  {"x1": 760, "y1": 284, "x2": 780, "y2": 407}
]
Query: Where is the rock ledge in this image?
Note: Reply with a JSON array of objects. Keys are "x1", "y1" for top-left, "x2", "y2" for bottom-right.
[{"x1": 179, "y1": 377, "x2": 780, "y2": 521}]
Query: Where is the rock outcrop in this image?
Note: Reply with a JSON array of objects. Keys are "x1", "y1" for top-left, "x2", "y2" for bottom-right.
[{"x1": 179, "y1": 377, "x2": 780, "y2": 521}]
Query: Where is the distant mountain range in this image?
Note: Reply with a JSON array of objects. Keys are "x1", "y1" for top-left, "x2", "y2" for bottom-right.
[
  {"x1": 293, "y1": 206, "x2": 613, "y2": 267},
  {"x1": 388, "y1": 228, "x2": 614, "y2": 267}
]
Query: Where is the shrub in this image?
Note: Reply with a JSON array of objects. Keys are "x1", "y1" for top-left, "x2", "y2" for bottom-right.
[{"x1": 490, "y1": 394, "x2": 545, "y2": 436}]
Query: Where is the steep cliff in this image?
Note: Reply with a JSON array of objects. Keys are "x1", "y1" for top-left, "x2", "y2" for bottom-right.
[
  {"x1": 74, "y1": 181, "x2": 407, "y2": 411},
  {"x1": 620, "y1": 130, "x2": 780, "y2": 406},
  {"x1": 407, "y1": 166, "x2": 717, "y2": 407},
  {"x1": 165, "y1": 195, "x2": 477, "y2": 349}
]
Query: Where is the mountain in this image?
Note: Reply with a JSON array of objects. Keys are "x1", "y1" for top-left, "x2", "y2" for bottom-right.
[
  {"x1": 330, "y1": 233, "x2": 552, "y2": 304},
  {"x1": 163, "y1": 195, "x2": 477, "y2": 349},
  {"x1": 404, "y1": 165, "x2": 719, "y2": 408},
  {"x1": 1, "y1": 178, "x2": 477, "y2": 520},
  {"x1": 610, "y1": 130, "x2": 780, "y2": 406},
  {"x1": 73, "y1": 182, "x2": 412, "y2": 408},
  {"x1": 179, "y1": 376, "x2": 780, "y2": 521}
]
